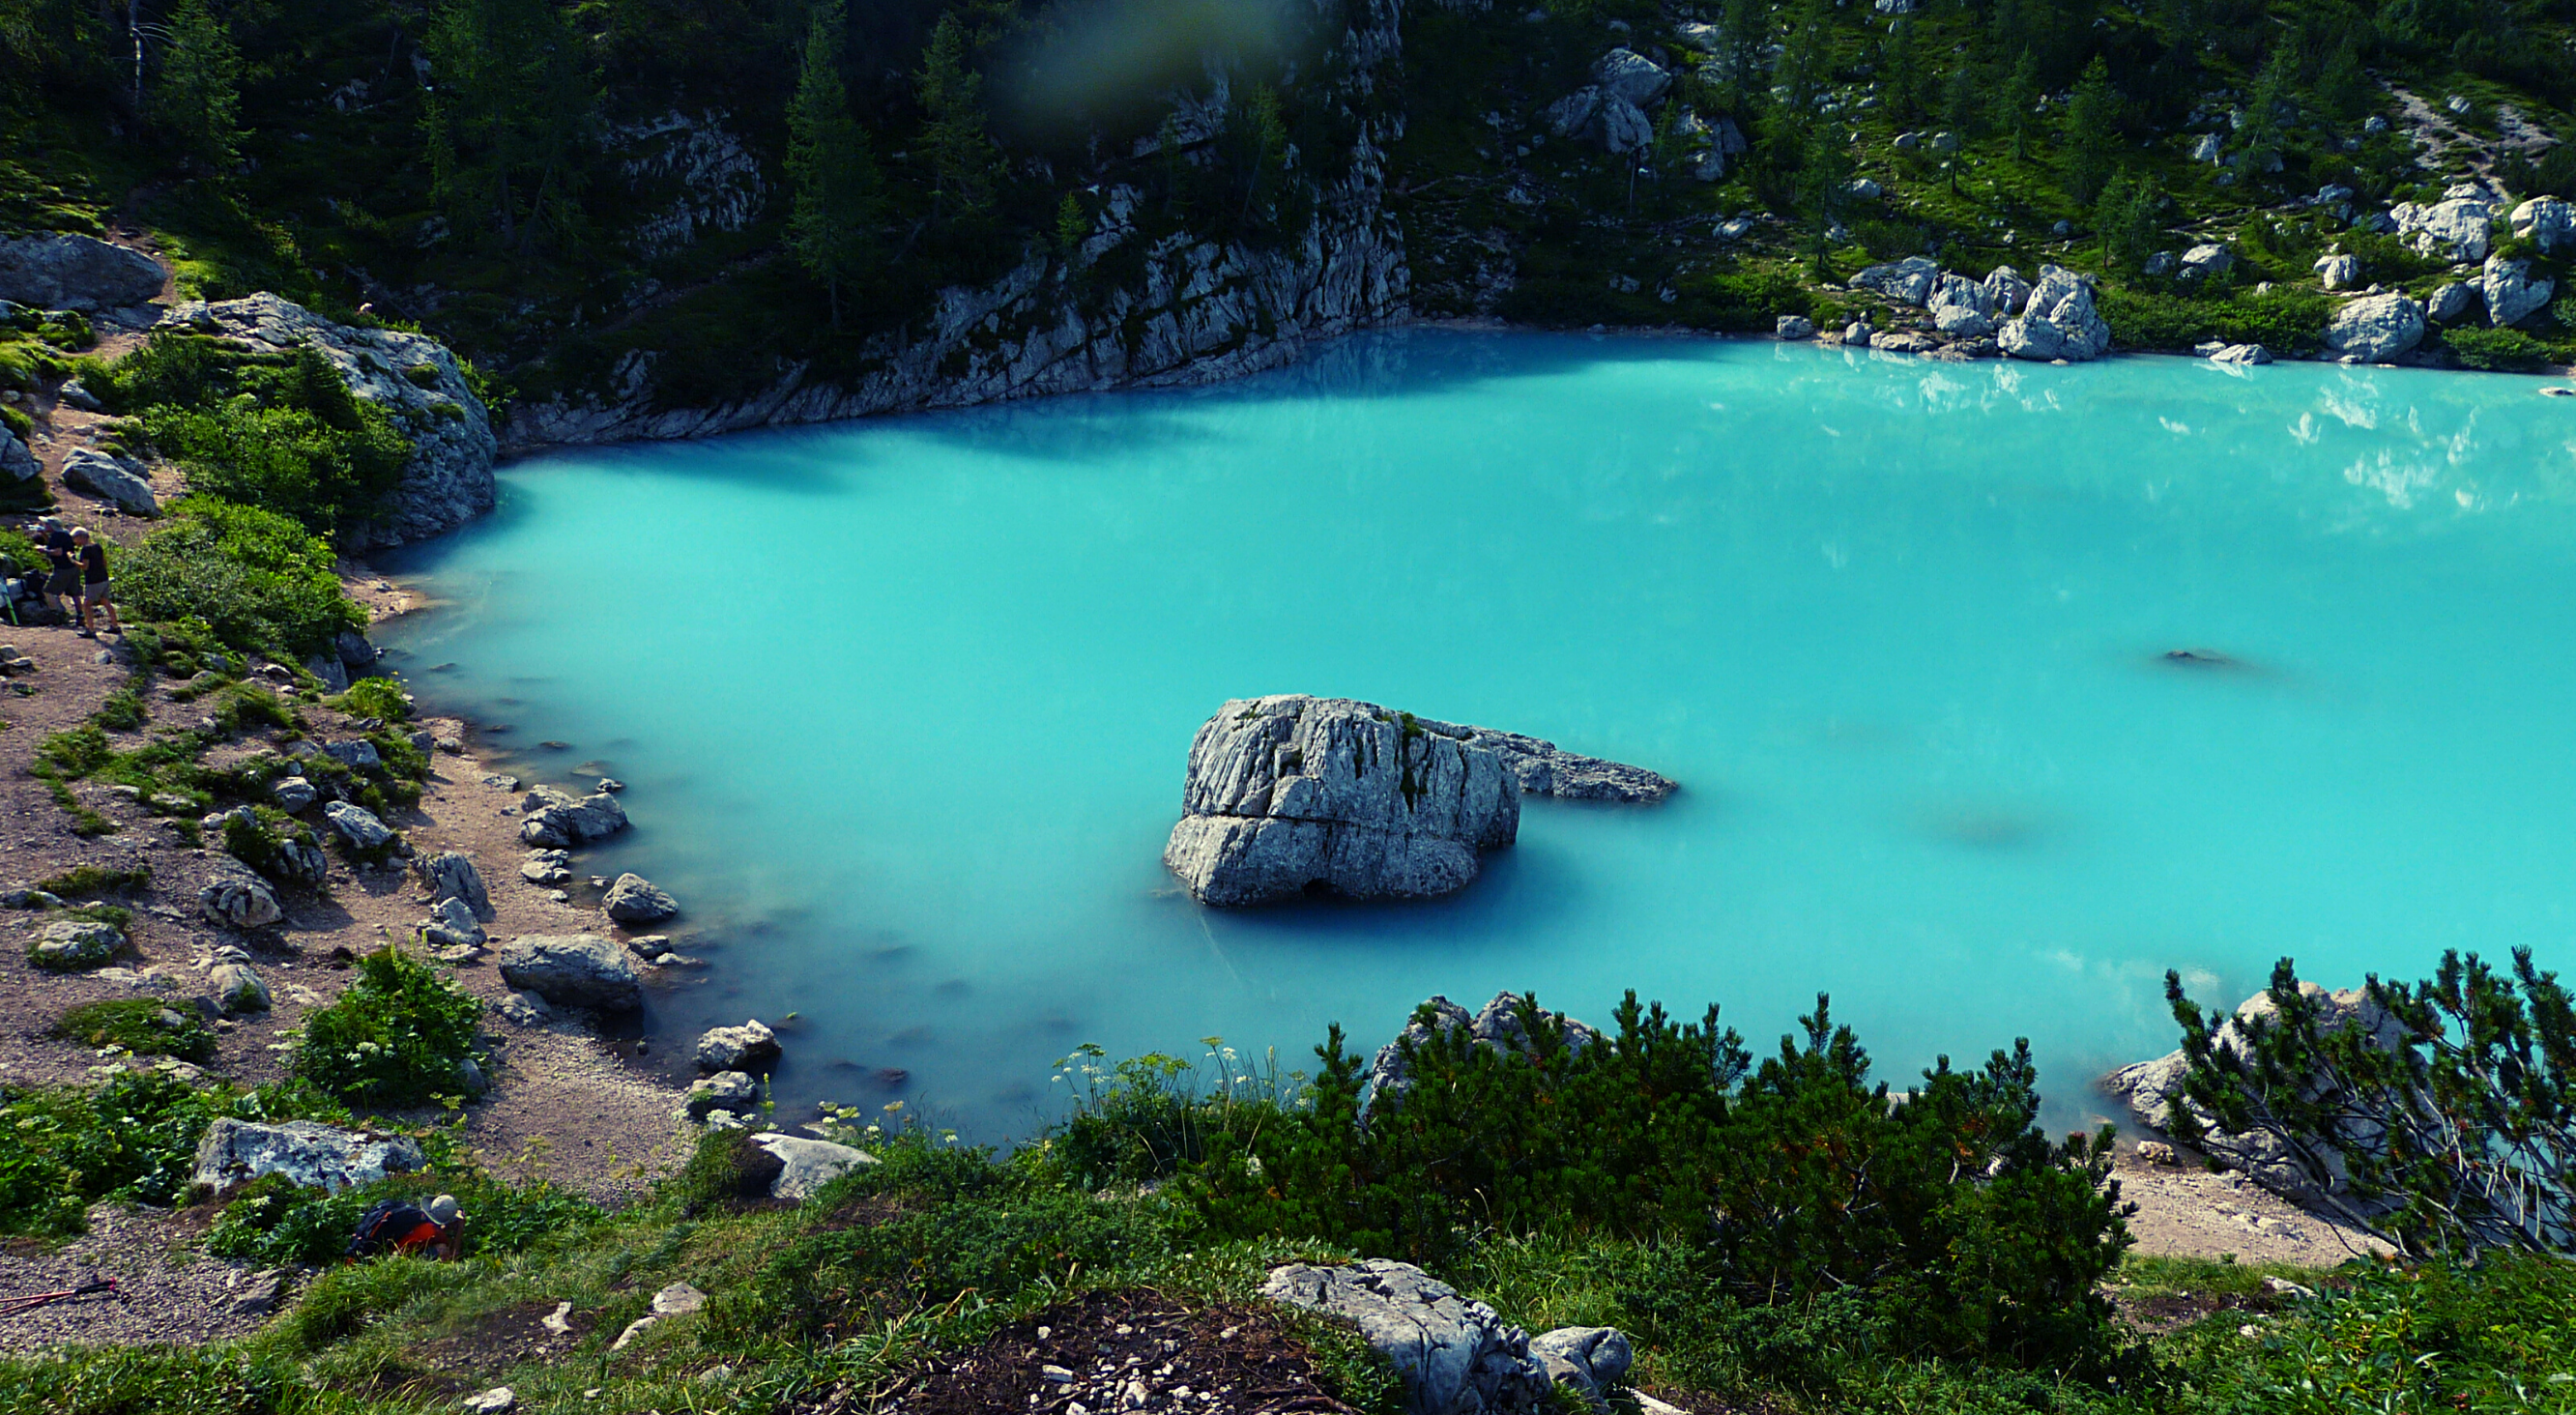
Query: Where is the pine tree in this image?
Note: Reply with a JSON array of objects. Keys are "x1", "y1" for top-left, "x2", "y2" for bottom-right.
[
  {"x1": 2232, "y1": 43, "x2": 2294, "y2": 183},
  {"x1": 2061, "y1": 56, "x2": 2118, "y2": 205},
  {"x1": 420, "y1": 0, "x2": 596, "y2": 253},
  {"x1": 153, "y1": 0, "x2": 243, "y2": 173},
  {"x1": 916, "y1": 14, "x2": 999, "y2": 227},
  {"x1": 2095, "y1": 169, "x2": 2163, "y2": 272},
  {"x1": 786, "y1": 0, "x2": 881, "y2": 328},
  {"x1": 1994, "y1": 49, "x2": 2041, "y2": 159},
  {"x1": 1717, "y1": 0, "x2": 1770, "y2": 118}
]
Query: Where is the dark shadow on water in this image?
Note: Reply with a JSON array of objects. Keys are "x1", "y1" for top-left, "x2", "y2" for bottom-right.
[{"x1": 1197, "y1": 837, "x2": 1584, "y2": 952}]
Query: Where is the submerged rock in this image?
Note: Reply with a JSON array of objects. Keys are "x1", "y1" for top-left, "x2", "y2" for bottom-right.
[
  {"x1": 602, "y1": 872, "x2": 679, "y2": 924},
  {"x1": 1164, "y1": 696, "x2": 1520, "y2": 906}
]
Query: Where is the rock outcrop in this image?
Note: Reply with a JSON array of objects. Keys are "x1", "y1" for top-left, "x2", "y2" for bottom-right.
[
  {"x1": 520, "y1": 785, "x2": 629, "y2": 848},
  {"x1": 2510, "y1": 196, "x2": 2573, "y2": 254},
  {"x1": 62, "y1": 448, "x2": 158, "y2": 514},
  {"x1": 2478, "y1": 255, "x2": 2554, "y2": 329},
  {"x1": 2103, "y1": 980, "x2": 2406, "y2": 1203},
  {"x1": 2325, "y1": 293, "x2": 2426, "y2": 362},
  {"x1": 1849, "y1": 255, "x2": 1940, "y2": 306},
  {"x1": 498, "y1": 934, "x2": 644, "y2": 1012},
  {"x1": 1260, "y1": 1259, "x2": 1551, "y2": 1415},
  {"x1": 199, "y1": 859, "x2": 284, "y2": 929},
  {"x1": 2391, "y1": 195, "x2": 2492, "y2": 263},
  {"x1": 323, "y1": 800, "x2": 398, "y2": 852},
  {"x1": 1366, "y1": 992, "x2": 1603, "y2": 1110},
  {"x1": 754, "y1": 1135, "x2": 878, "y2": 1199},
  {"x1": 1164, "y1": 696, "x2": 1520, "y2": 906},
  {"x1": 1998, "y1": 266, "x2": 2111, "y2": 361},
  {"x1": 696, "y1": 1019, "x2": 781, "y2": 1073},
  {"x1": 602, "y1": 872, "x2": 679, "y2": 924},
  {"x1": 1927, "y1": 274, "x2": 2000, "y2": 337},
  {"x1": 0, "y1": 233, "x2": 162, "y2": 316},
  {"x1": 1529, "y1": 1327, "x2": 1633, "y2": 1413},
  {"x1": 190, "y1": 1118, "x2": 424, "y2": 1195},
  {"x1": 157, "y1": 293, "x2": 495, "y2": 547},
  {"x1": 1408, "y1": 720, "x2": 1675, "y2": 803}
]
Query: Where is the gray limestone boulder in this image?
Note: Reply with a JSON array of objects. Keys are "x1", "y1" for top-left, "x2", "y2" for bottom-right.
[
  {"x1": 2478, "y1": 255, "x2": 2555, "y2": 328},
  {"x1": 32, "y1": 918, "x2": 124, "y2": 969},
  {"x1": 1367, "y1": 991, "x2": 1604, "y2": 1112},
  {"x1": 0, "y1": 233, "x2": 162, "y2": 313},
  {"x1": 1529, "y1": 1326, "x2": 1634, "y2": 1412},
  {"x1": 754, "y1": 1134, "x2": 879, "y2": 1199},
  {"x1": 519, "y1": 785, "x2": 629, "y2": 848},
  {"x1": 2510, "y1": 196, "x2": 2574, "y2": 255},
  {"x1": 209, "y1": 960, "x2": 272, "y2": 1014},
  {"x1": 602, "y1": 872, "x2": 679, "y2": 924},
  {"x1": 495, "y1": 989, "x2": 556, "y2": 1027},
  {"x1": 321, "y1": 738, "x2": 380, "y2": 769},
  {"x1": 1164, "y1": 696, "x2": 1520, "y2": 906},
  {"x1": 62, "y1": 448, "x2": 158, "y2": 514},
  {"x1": 1927, "y1": 274, "x2": 2000, "y2": 337},
  {"x1": 2103, "y1": 980, "x2": 2406, "y2": 1204},
  {"x1": 191, "y1": 1118, "x2": 424, "y2": 1195},
  {"x1": 1999, "y1": 265, "x2": 2111, "y2": 361},
  {"x1": 323, "y1": 800, "x2": 398, "y2": 852},
  {"x1": 1983, "y1": 266, "x2": 2033, "y2": 315},
  {"x1": 2210, "y1": 343, "x2": 2272, "y2": 365},
  {"x1": 2391, "y1": 196, "x2": 2492, "y2": 263},
  {"x1": 0, "y1": 427, "x2": 38, "y2": 483},
  {"x1": 521, "y1": 849, "x2": 572, "y2": 883},
  {"x1": 2314, "y1": 253, "x2": 2361, "y2": 290},
  {"x1": 413, "y1": 851, "x2": 492, "y2": 919},
  {"x1": 1406, "y1": 719, "x2": 1675, "y2": 803},
  {"x1": 1849, "y1": 255, "x2": 1940, "y2": 306},
  {"x1": 1589, "y1": 48, "x2": 1670, "y2": 108},
  {"x1": 682, "y1": 1071, "x2": 757, "y2": 1120},
  {"x1": 199, "y1": 859, "x2": 284, "y2": 929},
  {"x1": 1774, "y1": 313, "x2": 1815, "y2": 339},
  {"x1": 1261, "y1": 1259, "x2": 1548, "y2": 1415},
  {"x1": 696, "y1": 1019, "x2": 781, "y2": 1073},
  {"x1": 422, "y1": 896, "x2": 486, "y2": 950},
  {"x1": 2426, "y1": 280, "x2": 2478, "y2": 323},
  {"x1": 498, "y1": 934, "x2": 643, "y2": 1012},
  {"x1": 2180, "y1": 244, "x2": 2235, "y2": 278},
  {"x1": 271, "y1": 775, "x2": 317, "y2": 812},
  {"x1": 156, "y1": 294, "x2": 495, "y2": 547},
  {"x1": 1542, "y1": 86, "x2": 1653, "y2": 155},
  {"x1": 2325, "y1": 293, "x2": 2426, "y2": 362}
]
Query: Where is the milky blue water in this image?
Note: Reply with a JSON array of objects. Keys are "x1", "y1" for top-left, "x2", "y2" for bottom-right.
[{"x1": 376, "y1": 330, "x2": 2576, "y2": 1138}]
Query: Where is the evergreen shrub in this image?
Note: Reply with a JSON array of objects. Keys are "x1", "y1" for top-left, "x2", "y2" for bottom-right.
[{"x1": 292, "y1": 947, "x2": 481, "y2": 1107}]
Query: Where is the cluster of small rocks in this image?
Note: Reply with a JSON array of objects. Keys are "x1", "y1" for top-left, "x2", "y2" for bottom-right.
[{"x1": 1777, "y1": 258, "x2": 2112, "y2": 364}]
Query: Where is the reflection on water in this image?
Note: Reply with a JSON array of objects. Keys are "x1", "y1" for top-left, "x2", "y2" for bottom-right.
[{"x1": 379, "y1": 330, "x2": 2576, "y2": 1139}]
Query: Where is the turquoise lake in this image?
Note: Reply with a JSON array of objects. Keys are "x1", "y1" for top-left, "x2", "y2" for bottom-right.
[{"x1": 377, "y1": 329, "x2": 2576, "y2": 1137}]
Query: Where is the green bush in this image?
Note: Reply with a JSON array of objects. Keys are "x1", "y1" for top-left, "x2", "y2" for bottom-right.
[
  {"x1": 53, "y1": 998, "x2": 217, "y2": 1062},
  {"x1": 207, "y1": 1168, "x2": 598, "y2": 1266},
  {"x1": 333, "y1": 676, "x2": 410, "y2": 723},
  {"x1": 1185, "y1": 994, "x2": 2132, "y2": 1368},
  {"x1": 104, "y1": 339, "x2": 409, "y2": 538},
  {"x1": 2096, "y1": 284, "x2": 2334, "y2": 353},
  {"x1": 2442, "y1": 325, "x2": 2557, "y2": 371},
  {"x1": 94, "y1": 686, "x2": 146, "y2": 731},
  {"x1": 0, "y1": 1075, "x2": 340, "y2": 1236},
  {"x1": 32, "y1": 863, "x2": 151, "y2": 897},
  {"x1": 115, "y1": 497, "x2": 365, "y2": 657},
  {"x1": 292, "y1": 946, "x2": 482, "y2": 1107}
]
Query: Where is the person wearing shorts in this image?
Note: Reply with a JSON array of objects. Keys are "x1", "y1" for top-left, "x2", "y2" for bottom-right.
[
  {"x1": 38, "y1": 519, "x2": 78, "y2": 621},
  {"x1": 70, "y1": 528, "x2": 117, "y2": 638}
]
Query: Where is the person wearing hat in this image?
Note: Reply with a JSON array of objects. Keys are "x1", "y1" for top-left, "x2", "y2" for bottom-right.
[
  {"x1": 36, "y1": 519, "x2": 78, "y2": 622},
  {"x1": 391, "y1": 1194, "x2": 464, "y2": 1259},
  {"x1": 68, "y1": 527, "x2": 118, "y2": 639}
]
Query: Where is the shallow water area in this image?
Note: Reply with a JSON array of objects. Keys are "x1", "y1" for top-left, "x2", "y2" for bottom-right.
[{"x1": 379, "y1": 329, "x2": 2576, "y2": 1138}]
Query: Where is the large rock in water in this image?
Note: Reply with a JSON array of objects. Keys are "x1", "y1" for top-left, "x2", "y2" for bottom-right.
[
  {"x1": 1261, "y1": 1259, "x2": 1551, "y2": 1415},
  {"x1": 191, "y1": 1118, "x2": 424, "y2": 1194},
  {"x1": 156, "y1": 294, "x2": 495, "y2": 547},
  {"x1": 1164, "y1": 696, "x2": 1521, "y2": 906},
  {"x1": 520, "y1": 785, "x2": 629, "y2": 848},
  {"x1": 0, "y1": 233, "x2": 162, "y2": 314}
]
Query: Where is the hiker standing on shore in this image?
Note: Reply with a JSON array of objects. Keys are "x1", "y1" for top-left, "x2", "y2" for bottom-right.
[
  {"x1": 70, "y1": 528, "x2": 118, "y2": 639},
  {"x1": 38, "y1": 519, "x2": 77, "y2": 622}
]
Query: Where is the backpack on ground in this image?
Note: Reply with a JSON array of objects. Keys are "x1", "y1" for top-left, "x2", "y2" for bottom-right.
[{"x1": 346, "y1": 1198, "x2": 432, "y2": 1259}]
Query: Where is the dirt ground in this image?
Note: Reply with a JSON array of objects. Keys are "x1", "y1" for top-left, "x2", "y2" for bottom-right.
[{"x1": 2109, "y1": 1139, "x2": 2393, "y2": 1267}]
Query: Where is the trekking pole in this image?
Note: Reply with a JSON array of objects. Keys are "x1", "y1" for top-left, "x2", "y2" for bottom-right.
[{"x1": 0, "y1": 1277, "x2": 118, "y2": 1316}]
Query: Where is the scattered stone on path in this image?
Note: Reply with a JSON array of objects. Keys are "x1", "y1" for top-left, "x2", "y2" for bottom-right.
[
  {"x1": 271, "y1": 776, "x2": 317, "y2": 811},
  {"x1": 323, "y1": 800, "x2": 398, "y2": 852},
  {"x1": 461, "y1": 1389, "x2": 515, "y2": 1415},
  {"x1": 495, "y1": 989, "x2": 555, "y2": 1027},
  {"x1": 414, "y1": 851, "x2": 492, "y2": 918},
  {"x1": 521, "y1": 849, "x2": 571, "y2": 883},
  {"x1": 199, "y1": 859, "x2": 284, "y2": 930},
  {"x1": 422, "y1": 896, "x2": 487, "y2": 951},
  {"x1": 208, "y1": 960, "x2": 272, "y2": 1014}
]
